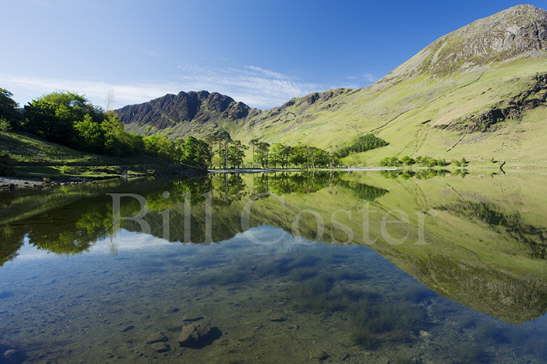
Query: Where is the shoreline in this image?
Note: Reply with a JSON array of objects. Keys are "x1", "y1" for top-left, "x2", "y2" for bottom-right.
[{"x1": 208, "y1": 167, "x2": 401, "y2": 174}]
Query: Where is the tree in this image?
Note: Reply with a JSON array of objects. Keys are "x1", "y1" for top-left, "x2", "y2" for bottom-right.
[
  {"x1": 23, "y1": 92, "x2": 102, "y2": 144},
  {"x1": 73, "y1": 114, "x2": 105, "y2": 152},
  {"x1": 269, "y1": 143, "x2": 292, "y2": 168},
  {"x1": 227, "y1": 140, "x2": 247, "y2": 168},
  {"x1": 401, "y1": 156, "x2": 415, "y2": 166},
  {"x1": 254, "y1": 141, "x2": 270, "y2": 168},
  {"x1": 288, "y1": 145, "x2": 308, "y2": 167},
  {"x1": 101, "y1": 112, "x2": 143, "y2": 156},
  {"x1": 143, "y1": 134, "x2": 175, "y2": 159},
  {"x1": 0, "y1": 89, "x2": 19, "y2": 129},
  {"x1": 179, "y1": 136, "x2": 212, "y2": 169}
]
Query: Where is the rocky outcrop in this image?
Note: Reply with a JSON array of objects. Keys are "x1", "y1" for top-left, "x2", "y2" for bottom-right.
[
  {"x1": 382, "y1": 5, "x2": 547, "y2": 82},
  {"x1": 115, "y1": 90, "x2": 252, "y2": 131},
  {"x1": 438, "y1": 72, "x2": 546, "y2": 132}
]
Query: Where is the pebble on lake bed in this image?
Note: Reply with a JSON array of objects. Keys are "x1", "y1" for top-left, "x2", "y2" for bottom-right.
[
  {"x1": 3, "y1": 348, "x2": 25, "y2": 363},
  {"x1": 178, "y1": 321, "x2": 221, "y2": 348},
  {"x1": 149, "y1": 342, "x2": 170, "y2": 353}
]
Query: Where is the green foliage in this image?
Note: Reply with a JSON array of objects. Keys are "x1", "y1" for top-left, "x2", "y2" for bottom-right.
[
  {"x1": 178, "y1": 136, "x2": 212, "y2": 169},
  {"x1": 336, "y1": 180, "x2": 389, "y2": 201},
  {"x1": 381, "y1": 155, "x2": 451, "y2": 167},
  {"x1": 268, "y1": 143, "x2": 336, "y2": 168},
  {"x1": 14, "y1": 91, "x2": 211, "y2": 170},
  {"x1": 143, "y1": 134, "x2": 211, "y2": 169},
  {"x1": 400, "y1": 155, "x2": 415, "y2": 165},
  {"x1": 269, "y1": 143, "x2": 292, "y2": 168},
  {"x1": 252, "y1": 141, "x2": 270, "y2": 168},
  {"x1": 58, "y1": 165, "x2": 71, "y2": 175},
  {"x1": 381, "y1": 169, "x2": 450, "y2": 179},
  {"x1": 0, "y1": 118, "x2": 11, "y2": 132},
  {"x1": 381, "y1": 157, "x2": 403, "y2": 167},
  {"x1": 23, "y1": 92, "x2": 102, "y2": 144},
  {"x1": 227, "y1": 140, "x2": 247, "y2": 168},
  {"x1": 73, "y1": 114, "x2": 105, "y2": 152},
  {"x1": 336, "y1": 134, "x2": 389, "y2": 158},
  {"x1": 0, "y1": 89, "x2": 20, "y2": 129},
  {"x1": 454, "y1": 157, "x2": 470, "y2": 167}
]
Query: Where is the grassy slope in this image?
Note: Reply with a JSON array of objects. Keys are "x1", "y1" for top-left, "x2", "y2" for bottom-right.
[
  {"x1": 226, "y1": 56, "x2": 546, "y2": 166},
  {"x1": 0, "y1": 131, "x2": 155, "y2": 179}
]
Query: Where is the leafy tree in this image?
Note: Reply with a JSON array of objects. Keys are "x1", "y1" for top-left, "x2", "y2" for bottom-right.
[
  {"x1": 381, "y1": 157, "x2": 402, "y2": 167},
  {"x1": 143, "y1": 134, "x2": 175, "y2": 159},
  {"x1": 0, "y1": 89, "x2": 19, "y2": 129},
  {"x1": 23, "y1": 92, "x2": 102, "y2": 144},
  {"x1": 253, "y1": 141, "x2": 270, "y2": 168},
  {"x1": 0, "y1": 118, "x2": 10, "y2": 132},
  {"x1": 178, "y1": 136, "x2": 212, "y2": 169},
  {"x1": 102, "y1": 112, "x2": 143, "y2": 156},
  {"x1": 227, "y1": 140, "x2": 247, "y2": 168},
  {"x1": 269, "y1": 143, "x2": 292, "y2": 168},
  {"x1": 73, "y1": 114, "x2": 105, "y2": 152},
  {"x1": 288, "y1": 145, "x2": 308, "y2": 167},
  {"x1": 401, "y1": 156, "x2": 415, "y2": 165}
]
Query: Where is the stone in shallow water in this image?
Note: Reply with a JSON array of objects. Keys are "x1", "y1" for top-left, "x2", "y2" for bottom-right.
[
  {"x1": 146, "y1": 332, "x2": 168, "y2": 344},
  {"x1": 149, "y1": 342, "x2": 170, "y2": 353},
  {"x1": 310, "y1": 351, "x2": 330, "y2": 361},
  {"x1": 3, "y1": 349, "x2": 25, "y2": 363},
  {"x1": 178, "y1": 322, "x2": 222, "y2": 348},
  {"x1": 182, "y1": 316, "x2": 204, "y2": 323}
]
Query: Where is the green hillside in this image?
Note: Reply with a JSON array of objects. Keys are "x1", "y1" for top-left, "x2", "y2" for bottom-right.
[
  {"x1": 229, "y1": 57, "x2": 546, "y2": 166},
  {"x1": 119, "y1": 5, "x2": 547, "y2": 167}
]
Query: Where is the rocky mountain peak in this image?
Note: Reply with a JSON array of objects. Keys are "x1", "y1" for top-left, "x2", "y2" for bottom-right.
[
  {"x1": 115, "y1": 90, "x2": 251, "y2": 130},
  {"x1": 382, "y1": 4, "x2": 546, "y2": 82}
]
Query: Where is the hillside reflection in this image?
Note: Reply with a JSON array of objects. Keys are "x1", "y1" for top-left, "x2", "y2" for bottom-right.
[{"x1": 1, "y1": 171, "x2": 546, "y2": 323}]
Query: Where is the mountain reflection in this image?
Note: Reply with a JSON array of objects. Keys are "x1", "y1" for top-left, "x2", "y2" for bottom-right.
[{"x1": 0, "y1": 171, "x2": 546, "y2": 323}]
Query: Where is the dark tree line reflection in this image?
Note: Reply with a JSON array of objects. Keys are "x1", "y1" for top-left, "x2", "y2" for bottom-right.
[{"x1": 0, "y1": 172, "x2": 390, "y2": 261}]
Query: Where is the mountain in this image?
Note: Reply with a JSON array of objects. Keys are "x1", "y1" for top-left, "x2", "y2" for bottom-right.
[
  {"x1": 117, "y1": 90, "x2": 255, "y2": 140},
  {"x1": 117, "y1": 4, "x2": 547, "y2": 165}
]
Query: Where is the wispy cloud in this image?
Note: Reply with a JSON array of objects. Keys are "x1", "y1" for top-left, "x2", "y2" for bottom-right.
[
  {"x1": 345, "y1": 72, "x2": 378, "y2": 85},
  {"x1": 172, "y1": 64, "x2": 322, "y2": 108},
  {"x1": 0, "y1": 65, "x2": 326, "y2": 109}
]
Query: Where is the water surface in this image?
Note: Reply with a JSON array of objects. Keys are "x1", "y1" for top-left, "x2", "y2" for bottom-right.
[{"x1": 1, "y1": 171, "x2": 546, "y2": 363}]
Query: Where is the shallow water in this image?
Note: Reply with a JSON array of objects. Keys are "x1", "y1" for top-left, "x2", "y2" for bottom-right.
[{"x1": 0, "y1": 171, "x2": 546, "y2": 363}]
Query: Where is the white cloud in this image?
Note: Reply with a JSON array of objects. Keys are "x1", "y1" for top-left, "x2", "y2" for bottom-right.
[
  {"x1": 345, "y1": 72, "x2": 378, "y2": 85},
  {"x1": 0, "y1": 65, "x2": 327, "y2": 109}
]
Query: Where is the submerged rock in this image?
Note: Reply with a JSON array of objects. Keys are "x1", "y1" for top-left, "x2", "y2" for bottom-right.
[
  {"x1": 269, "y1": 316, "x2": 287, "y2": 322},
  {"x1": 178, "y1": 322, "x2": 222, "y2": 348},
  {"x1": 149, "y1": 342, "x2": 170, "y2": 353},
  {"x1": 310, "y1": 351, "x2": 330, "y2": 361},
  {"x1": 182, "y1": 316, "x2": 204, "y2": 323},
  {"x1": 2, "y1": 347, "x2": 25, "y2": 364},
  {"x1": 146, "y1": 332, "x2": 168, "y2": 344}
]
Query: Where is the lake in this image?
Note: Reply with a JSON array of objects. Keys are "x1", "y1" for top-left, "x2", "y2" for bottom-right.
[{"x1": 0, "y1": 171, "x2": 546, "y2": 363}]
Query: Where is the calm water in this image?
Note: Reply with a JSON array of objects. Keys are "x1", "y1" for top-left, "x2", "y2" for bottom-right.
[{"x1": 0, "y1": 171, "x2": 546, "y2": 363}]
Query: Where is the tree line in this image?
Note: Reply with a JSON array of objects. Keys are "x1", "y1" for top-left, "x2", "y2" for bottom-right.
[
  {"x1": 0, "y1": 89, "x2": 211, "y2": 169},
  {"x1": 210, "y1": 139, "x2": 339, "y2": 169}
]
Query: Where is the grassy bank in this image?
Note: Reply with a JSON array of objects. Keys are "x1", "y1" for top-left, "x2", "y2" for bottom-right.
[{"x1": 1, "y1": 131, "x2": 172, "y2": 180}]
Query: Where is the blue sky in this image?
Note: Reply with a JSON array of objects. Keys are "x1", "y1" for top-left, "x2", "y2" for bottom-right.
[{"x1": 1, "y1": 0, "x2": 545, "y2": 109}]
